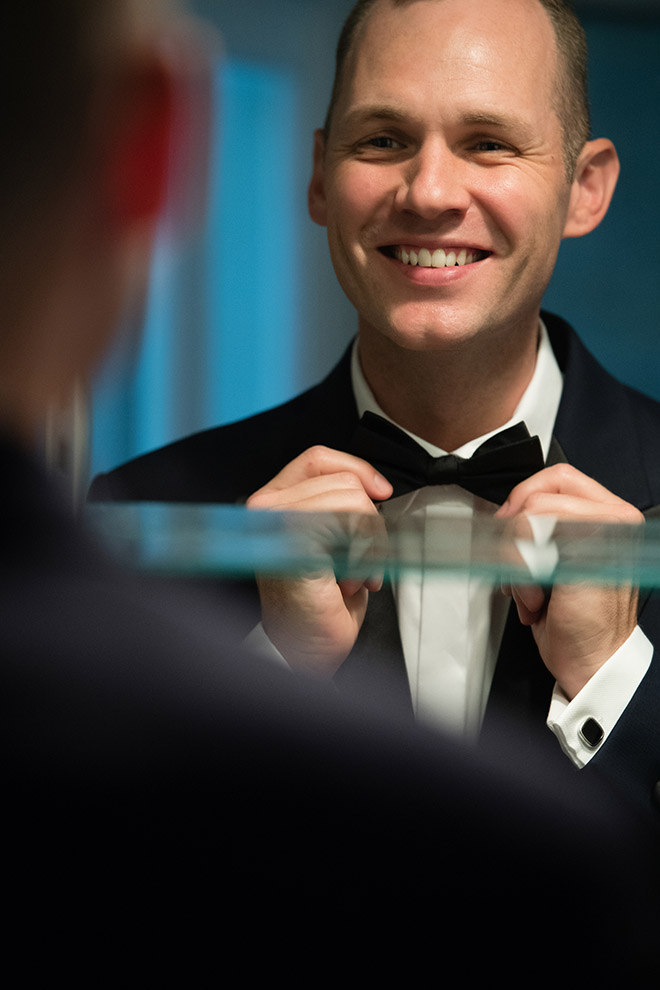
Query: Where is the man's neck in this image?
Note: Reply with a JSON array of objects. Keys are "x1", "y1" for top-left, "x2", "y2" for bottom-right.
[{"x1": 357, "y1": 321, "x2": 541, "y2": 451}]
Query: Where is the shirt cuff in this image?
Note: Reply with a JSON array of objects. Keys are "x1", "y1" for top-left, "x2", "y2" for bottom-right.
[{"x1": 546, "y1": 625, "x2": 653, "y2": 768}]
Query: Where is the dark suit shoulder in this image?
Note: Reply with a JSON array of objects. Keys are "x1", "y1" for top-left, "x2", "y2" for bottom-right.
[
  {"x1": 89, "y1": 344, "x2": 358, "y2": 503},
  {"x1": 544, "y1": 310, "x2": 660, "y2": 509}
]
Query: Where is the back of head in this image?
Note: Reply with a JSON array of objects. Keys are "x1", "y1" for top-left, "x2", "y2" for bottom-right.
[
  {"x1": 1, "y1": 1, "x2": 176, "y2": 229},
  {"x1": 2, "y1": 2, "x2": 119, "y2": 270},
  {"x1": 0, "y1": 0, "x2": 180, "y2": 444}
]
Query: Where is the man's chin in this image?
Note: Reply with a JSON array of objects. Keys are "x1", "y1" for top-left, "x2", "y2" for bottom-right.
[{"x1": 358, "y1": 312, "x2": 487, "y2": 354}]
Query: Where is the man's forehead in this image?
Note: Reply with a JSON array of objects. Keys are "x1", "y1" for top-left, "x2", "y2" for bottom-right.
[
  {"x1": 336, "y1": 0, "x2": 558, "y2": 120},
  {"x1": 344, "y1": 0, "x2": 556, "y2": 74}
]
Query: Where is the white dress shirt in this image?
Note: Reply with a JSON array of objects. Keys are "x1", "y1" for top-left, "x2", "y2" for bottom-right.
[{"x1": 351, "y1": 320, "x2": 652, "y2": 763}]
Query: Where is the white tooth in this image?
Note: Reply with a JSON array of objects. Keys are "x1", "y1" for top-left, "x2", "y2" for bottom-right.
[
  {"x1": 401, "y1": 248, "x2": 409, "y2": 264},
  {"x1": 418, "y1": 248, "x2": 431, "y2": 267},
  {"x1": 466, "y1": 251, "x2": 475, "y2": 265},
  {"x1": 431, "y1": 248, "x2": 446, "y2": 268},
  {"x1": 409, "y1": 249, "x2": 418, "y2": 266},
  {"x1": 446, "y1": 250, "x2": 457, "y2": 266},
  {"x1": 457, "y1": 249, "x2": 467, "y2": 266}
]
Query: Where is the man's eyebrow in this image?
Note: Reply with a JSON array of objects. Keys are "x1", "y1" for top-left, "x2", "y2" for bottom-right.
[
  {"x1": 459, "y1": 110, "x2": 530, "y2": 132},
  {"x1": 337, "y1": 105, "x2": 532, "y2": 134},
  {"x1": 338, "y1": 105, "x2": 413, "y2": 129}
]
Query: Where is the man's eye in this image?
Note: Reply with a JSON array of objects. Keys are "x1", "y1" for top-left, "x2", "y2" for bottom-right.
[
  {"x1": 473, "y1": 140, "x2": 507, "y2": 152},
  {"x1": 365, "y1": 136, "x2": 402, "y2": 150}
]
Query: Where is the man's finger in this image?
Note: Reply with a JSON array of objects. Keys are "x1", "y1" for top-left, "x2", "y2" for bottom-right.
[
  {"x1": 498, "y1": 464, "x2": 642, "y2": 519},
  {"x1": 510, "y1": 583, "x2": 547, "y2": 625},
  {"x1": 248, "y1": 445, "x2": 393, "y2": 504},
  {"x1": 248, "y1": 472, "x2": 384, "y2": 513}
]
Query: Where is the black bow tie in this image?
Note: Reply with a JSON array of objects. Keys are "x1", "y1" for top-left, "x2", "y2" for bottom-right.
[{"x1": 350, "y1": 412, "x2": 545, "y2": 505}]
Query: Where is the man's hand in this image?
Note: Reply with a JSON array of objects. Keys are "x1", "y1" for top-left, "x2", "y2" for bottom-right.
[
  {"x1": 496, "y1": 464, "x2": 643, "y2": 700},
  {"x1": 246, "y1": 446, "x2": 392, "y2": 678}
]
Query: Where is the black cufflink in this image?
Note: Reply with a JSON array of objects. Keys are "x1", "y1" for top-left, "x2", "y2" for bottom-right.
[{"x1": 578, "y1": 717, "x2": 604, "y2": 748}]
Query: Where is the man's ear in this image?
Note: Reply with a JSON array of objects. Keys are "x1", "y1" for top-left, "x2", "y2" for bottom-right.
[
  {"x1": 308, "y1": 129, "x2": 328, "y2": 227},
  {"x1": 562, "y1": 138, "x2": 620, "y2": 239},
  {"x1": 105, "y1": 54, "x2": 176, "y2": 231}
]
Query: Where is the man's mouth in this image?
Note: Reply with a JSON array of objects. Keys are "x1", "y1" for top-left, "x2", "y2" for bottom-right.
[{"x1": 383, "y1": 245, "x2": 490, "y2": 268}]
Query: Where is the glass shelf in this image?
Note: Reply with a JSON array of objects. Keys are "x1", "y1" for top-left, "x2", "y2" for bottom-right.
[{"x1": 86, "y1": 501, "x2": 660, "y2": 587}]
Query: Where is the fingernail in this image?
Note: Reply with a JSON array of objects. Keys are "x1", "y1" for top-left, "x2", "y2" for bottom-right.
[{"x1": 374, "y1": 472, "x2": 392, "y2": 494}]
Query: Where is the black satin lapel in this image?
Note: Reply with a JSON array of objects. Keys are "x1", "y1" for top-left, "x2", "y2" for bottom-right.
[
  {"x1": 545, "y1": 435, "x2": 567, "y2": 467},
  {"x1": 333, "y1": 579, "x2": 414, "y2": 721},
  {"x1": 480, "y1": 602, "x2": 555, "y2": 746}
]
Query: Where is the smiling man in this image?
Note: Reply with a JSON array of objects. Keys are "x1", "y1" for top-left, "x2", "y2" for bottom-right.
[
  {"x1": 90, "y1": 0, "x2": 660, "y2": 816},
  {"x1": 309, "y1": 0, "x2": 606, "y2": 443}
]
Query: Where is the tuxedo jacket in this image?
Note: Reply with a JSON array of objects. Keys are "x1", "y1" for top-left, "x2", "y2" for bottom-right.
[
  {"x1": 9, "y1": 434, "x2": 660, "y2": 980},
  {"x1": 89, "y1": 312, "x2": 660, "y2": 818}
]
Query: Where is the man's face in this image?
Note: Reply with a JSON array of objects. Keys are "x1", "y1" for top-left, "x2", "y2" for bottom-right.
[{"x1": 309, "y1": 0, "x2": 577, "y2": 355}]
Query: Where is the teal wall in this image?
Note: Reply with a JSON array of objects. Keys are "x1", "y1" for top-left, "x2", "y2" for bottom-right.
[{"x1": 544, "y1": 13, "x2": 660, "y2": 399}]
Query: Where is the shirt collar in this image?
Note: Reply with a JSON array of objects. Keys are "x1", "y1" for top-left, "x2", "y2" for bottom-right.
[{"x1": 350, "y1": 318, "x2": 563, "y2": 461}]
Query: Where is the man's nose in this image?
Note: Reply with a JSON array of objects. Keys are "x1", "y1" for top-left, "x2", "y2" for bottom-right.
[{"x1": 394, "y1": 141, "x2": 471, "y2": 219}]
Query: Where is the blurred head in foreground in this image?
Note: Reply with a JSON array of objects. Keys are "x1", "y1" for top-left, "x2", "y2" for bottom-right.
[{"x1": 0, "y1": 0, "x2": 206, "y2": 448}]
